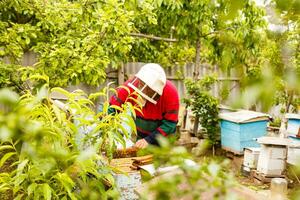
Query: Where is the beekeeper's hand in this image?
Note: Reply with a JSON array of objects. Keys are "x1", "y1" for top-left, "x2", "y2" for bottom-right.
[{"x1": 135, "y1": 139, "x2": 148, "y2": 149}]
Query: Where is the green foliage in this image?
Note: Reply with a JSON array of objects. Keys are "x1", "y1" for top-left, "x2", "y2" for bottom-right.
[
  {"x1": 184, "y1": 77, "x2": 220, "y2": 145},
  {"x1": 0, "y1": 0, "x2": 272, "y2": 92},
  {"x1": 231, "y1": 0, "x2": 300, "y2": 112},
  {"x1": 0, "y1": 62, "x2": 28, "y2": 93},
  {"x1": 131, "y1": 0, "x2": 267, "y2": 75},
  {"x1": 0, "y1": 0, "x2": 156, "y2": 87},
  {"x1": 157, "y1": 42, "x2": 196, "y2": 68},
  {"x1": 271, "y1": 0, "x2": 300, "y2": 112},
  {"x1": 139, "y1": 137, "x2": 237, "y2": 200},
  {"x1": 0, "y1": 85, "x2": 138, "y2": 199},
  {"x1": 274, "y1": 0, "x2": 300, "y2": 20}
]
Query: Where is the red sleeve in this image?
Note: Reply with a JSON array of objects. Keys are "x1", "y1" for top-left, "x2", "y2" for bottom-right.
[{"x1": 162, "y1": 81, "x2": 179, "y2": 122}]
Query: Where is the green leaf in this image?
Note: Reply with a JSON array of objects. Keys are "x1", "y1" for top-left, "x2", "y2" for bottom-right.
[
  {"x1": 42, "y1": 183, "x2": 52, "y2": 200},
  {"x1": 117, "y1": 85, "x2": 130, "y2": 94},
  {"x1": 0, "y1": 185, "x2": 10, "y2": 192},
  {"x1": 77, "y1": 98, "x2": 94, "y2": 106},
  {"x1": 55, "y1": 172, "x2": 75, "y2": 193},
  {"x1": 14, "y1": 174, "x2": 26, "y2": 186},
  {"x1": 27, "y1": 183, "x2": 37, "y2": 197},
  {"x1": 102, "y1": 101, "x2": 109, "y2": 113},
  {"x1": 110, "y1": 105, "x2": 124, "y2": 112},
  {"x1": 29, "y1": 74, "x2": 49, "y2": 83},
  {"x1": 127, "y1": 97, "x2": 142, "y2": 111},
  {"x1": 0, "y1": 152, "x2": 16, "y2": 168},
  {"x1": 125, "y1": 114, "x2": 136, "y2": 134},
  {"x1": 14, "y1": 194, "x2": 24, "y2": 200},
  {"x1": 51, "y1": 87, "x2": 71, "y2": 99},
  {"x1": 103, "y1": 173, "x2": 115, "y2": 186},
  {"x1": 109, "y1": 87, "x2": 118, "y2": 95},
  {"x1": 118, "y1": 122, "x2": 129, "y2": 139},
  {"x1": 17, "y1": 159, "x2": 29, "y2": 175},
  {"x1": 25, "y1": 37, "x2": 30, "y2": 45},
  {"x1": 52, "y1": 104, "x2": 62, "y2": 124},
  {"x1": 0, "y1": 145, "x2": 14, "y2": 152},
  {"x1": 89, "y1": 91, "x2": 106, "y2": 100}
]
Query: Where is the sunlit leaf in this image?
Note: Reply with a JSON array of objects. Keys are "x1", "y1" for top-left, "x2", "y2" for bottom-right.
[
  {"x1": 42, "y1": 183, "x2": 52, "y2": 200},
  {"x1": 29, "y1": 74, "x2": 49, "y2": 83},
  {"x1": 52, "y1": 104, "x2": 62, "y2": 124},
  {"x1": 117, "y1": 85, "x2": 130, "y2": 94},
  {"x1": 16, "y1": 159, "x2": 29, "y2": 175},
  {"x1": 14, "y1": 174, "x2": 26, "y2": 186},
  {"x1": 13, "y1": 194, "x2": 24, "y2": 200},
  {"x1": 109, "y1": 88, "x2": 118, "y2": 95},
  {"x1": 27, "y1": 183, "x2": 37, "y2": 197},
  {"x1": 51, "y1": 87, "x2": 71, "y2": 99},
  {"x1": 0, "y1": 184, "x2": 10, "y2": 193},
  {"x1": 0, "y1": 145, "x2": 14, "y2": 152},
  {"x1": 89, "y1": 91, "x2": 106, "y2": 100},
  {"x1": 0, "y1": 152, "x2": 17, "y2": 168},
  {"x1": 109, "y1": 105, "x2": 123, "y2": 112}
]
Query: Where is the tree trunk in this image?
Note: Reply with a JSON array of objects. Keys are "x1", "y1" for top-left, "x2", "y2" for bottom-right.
[
  {"x1": 285, "y1": 90, "x2": 294, "y2": 113},
  {"x1": 118, "y1": 63, "x2": 125, "y2": 85},
  {"x1": 193, "y1": 39, "x2": 201, "y2": 80},
  {"x1": 192, "y1": 39, "x2": 201, "y2": 136}
]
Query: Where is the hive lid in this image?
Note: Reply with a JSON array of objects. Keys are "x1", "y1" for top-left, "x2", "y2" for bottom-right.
[
  {"x1": 285, "y1": 113, "x2": 300, "y2": 120},
  {"x1": 244, "y1": 147, "x2": 261, "y2": 152},
  {"x1": 219, "y1": 110, "x2": 270, "y2": 123},
  {"x1": 257, "y1": 136, "x2": 290, "y2": 146},
  {"x1": 288, "y1": 138, "x2": 300, "y2": 147}
]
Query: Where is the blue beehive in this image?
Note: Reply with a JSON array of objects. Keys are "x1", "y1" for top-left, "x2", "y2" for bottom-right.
[
  {"x1": 285, "y1": 113, "x2": 300, "y2": 140},
  {"x1": 219, "y1": 110, "x2": 270, "y2": 154}
]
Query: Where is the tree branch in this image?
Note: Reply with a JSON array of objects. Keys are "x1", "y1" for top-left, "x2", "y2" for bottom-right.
[
  {"x1": 129, "y1": 33, "x2": 178, "y2": 42},
  {"x1": 130, "y1": 27, "x2": 234, "y2": 42},
  {"x1": 200, "y1": 27, "x2": 235, "y2": 38}
]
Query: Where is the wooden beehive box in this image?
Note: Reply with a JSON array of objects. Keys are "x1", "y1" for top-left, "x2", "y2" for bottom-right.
[
  {"x1": 287, "y1": 139, "x2": 300, "y2": 165},
  {"x1": 219, "y1": 110, "x2": 269, "y2": 154},
  {"x1": 256, "y1": 137, "x2": 289, "y2": 176},
  {"x1": 285, "y1": 113, "x2": 300, "y2": 139},
  {"x1": 110, "y1": 155, "x2": 153, "y2": 200},
  {"x1": 243, "y1": 147, "x2": 260, "y2": 169}
]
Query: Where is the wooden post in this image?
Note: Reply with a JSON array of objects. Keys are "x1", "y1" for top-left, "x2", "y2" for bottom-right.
[{"x1": 118, "y1": 63, "x2": 125, "y2": 85}]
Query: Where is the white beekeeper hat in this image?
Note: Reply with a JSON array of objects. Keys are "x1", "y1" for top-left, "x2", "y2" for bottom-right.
[{"x1": 128, "y1": 63, "x2": 166, "y2": 104}]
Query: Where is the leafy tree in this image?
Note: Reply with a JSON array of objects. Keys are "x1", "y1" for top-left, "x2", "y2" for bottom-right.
[
  {"x1": 130, "y1": 0, "x2": 267, "y2": 77},
  {"x1": 233, "y1": 0, "x2": 300, "y2": 112},
  {"x1": 0, "y1": 0, "x2": 156, "y2": 87},
  {"x1": 130, "y1": 0, "x2": 267, "y2": 137},
  {"x1": 271, "y1": 0, "x2": 300, "y2": 113},
  {"x1": 0, "y1": 62, "x2": 29, "y2": 93},
  {"x1": 184, "y1": 76, "x2": 220, "y2": 151},
  {"x1": 0, "y1": 0, "x2": 269, "y2": 91}
]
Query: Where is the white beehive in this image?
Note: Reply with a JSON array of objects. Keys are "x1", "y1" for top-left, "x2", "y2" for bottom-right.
[
  {"x1": 243, "y1": 147, "x2": 260, "y2": 169},
  {"x1": 287, "y1": 139, "x2": 300, "y2": 165},
  {"x1": 113, "y1": 171, "x2": 142, "y2": 200},
  {"x1": 256, "y1": 137, "x2": 289, "y2": 175},
  {"x1": 285, "y1": 113, "x2": 300, "y2": 138}
]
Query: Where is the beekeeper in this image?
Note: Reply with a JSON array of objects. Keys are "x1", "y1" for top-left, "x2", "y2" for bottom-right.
[{"x1": 108, "y1": 63, "x2": 179, "y2": 149}]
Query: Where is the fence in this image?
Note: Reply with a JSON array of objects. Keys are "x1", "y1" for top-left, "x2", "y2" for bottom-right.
[
  {"x1": 123, "y1": 62, "x2": 240, "y2": 103},
  {"x1": 2, "y1": 52, "x2": 241, "y2": 106}
]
